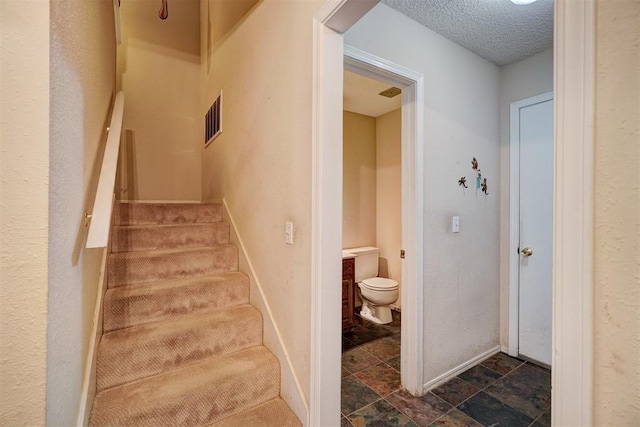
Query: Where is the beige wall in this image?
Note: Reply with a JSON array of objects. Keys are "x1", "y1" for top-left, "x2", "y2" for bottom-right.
[
  {"x1": 347, "y1": 4, "x2": 502, "y2": 384},
  {"x1": 206, "y1": 0, "x2": 260, "y2": 53},
  {"x1": 376, "y1": 109, "x2": 402, "y2": 307},
  {"x1": 343, "y1": 111, "x2": 377, "y2": 249},
  {"x1": 118, "y1": 0, "x2": 201, "y2": 201},
  {"x1": 200, "y1": 0, "x2": 323, "y2": 402},
  {"x1": 498, "y1": 49, "x2": 553, "y2": 347},
  {"x1": 0, "y1": 1, "x2": 49, "y2": 424},
  {"x1": 48, "y1": 1, "x2": 116, "y2": 424},
  {"x1": 594, "y1": 0, "x2": 640, "y2": 423}
]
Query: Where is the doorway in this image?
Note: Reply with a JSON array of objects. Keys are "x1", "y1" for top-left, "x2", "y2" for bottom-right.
[
  {"x1": 509, "y1": 92, "x2": 554, "y2": 367},
  {"x1": 340, "y1": 62, "x2": 403, "y2": 421},
  {"x1": 343, "y1": 45, "x2": 425, "y2": 396}
]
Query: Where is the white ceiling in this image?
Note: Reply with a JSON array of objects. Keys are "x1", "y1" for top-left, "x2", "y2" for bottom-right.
[
  {"x1": 343, "y1": 70, "x2": 402, "y2": 118},
  {"x1": 344, "y1": 0, "x2": 553, "y2": 116},
  {"x1": 380, "y1": 0, "x2": 554, "y2": 67}
]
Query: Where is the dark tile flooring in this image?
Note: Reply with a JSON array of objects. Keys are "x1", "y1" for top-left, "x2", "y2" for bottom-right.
[{"x1": 341, "y1": 312, "x2": 551, "y2": 427}]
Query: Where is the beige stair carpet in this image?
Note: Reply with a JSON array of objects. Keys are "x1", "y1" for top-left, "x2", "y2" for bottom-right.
[
  {"x1": 90, "y1": 202, "x2": 300, "y2": 426},
  {"x1": 103, "y1": 272, "x2": 249, "y2": 332},
  {"x1": 111, "y1": 222, "x2": 230, "y2": 253}
]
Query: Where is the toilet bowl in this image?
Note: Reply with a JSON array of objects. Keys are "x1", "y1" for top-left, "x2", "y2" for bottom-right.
[
  {"x1": 358, "y1": 277, "x2": 399, "y2": 324},
  {"x1": 345, "y1": 246, "x2": 400, "y2": 325}
]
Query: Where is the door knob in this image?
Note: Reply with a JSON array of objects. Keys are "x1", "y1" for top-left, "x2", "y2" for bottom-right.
[{"x1": 521, "y1": 247, "x2": 533, "y2": 257}]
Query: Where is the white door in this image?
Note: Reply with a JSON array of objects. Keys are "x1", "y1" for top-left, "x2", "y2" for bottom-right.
[{"x1": 512, "y1": 94, "x2": 553, "y2": 366}]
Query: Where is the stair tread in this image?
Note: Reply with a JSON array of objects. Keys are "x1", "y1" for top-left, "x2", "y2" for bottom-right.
[
  {"x1": 109, "y1": 245, "x2": 236, "y2": 259},
  {"x1": 97, "y1": 305, "x2": 263, "y2": 390},
  {"x1": 103, "y1": 272, "x2": 250, "y2": 332},
  {"x1": 101, "y1": 303, "x2": 261, "y2": 345},
  {"x1": 90, "y1": 346, "x2": 279, "y2": 426},
  {"x1": 106, "y1": 271, "x2": 248, "y2": 297},
  {"x1": 111, "y1": 222, "x2": 230, "y2": 253},
  {"x1": 113, "y1": 222, "x2": 228, "y2": 230},
  {"x1": 209, "y1": 398, "x2": 301, "y2": 427},
  {"x1": 115, "y1": 202, "x2": 223, "y2": 226},
  {"x1": 107, "y1": 245, "x2": 239, "y2": 288},
  {"x1": 118, "y1": 201, "x2": 221, "y2": 205}
]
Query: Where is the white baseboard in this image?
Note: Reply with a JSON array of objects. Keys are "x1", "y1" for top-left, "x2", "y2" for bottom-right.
[
  {"x1": 422, "y1": 345, "x2": 501, "y2": 392},
  {"x1": 501, "y1": 345, "x2": 509, "y2": 354},
  {"x1": 76, "y1": 247, "x2": 109, "y2": 426},
  {"x1": 222, "y1": 199, "x2": 309, "y2": 425}
]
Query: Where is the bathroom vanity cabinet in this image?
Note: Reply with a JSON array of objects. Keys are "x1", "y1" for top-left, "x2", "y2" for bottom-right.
[{"x1": 342, "y1": 257, "x2": 355, "y2": 332}]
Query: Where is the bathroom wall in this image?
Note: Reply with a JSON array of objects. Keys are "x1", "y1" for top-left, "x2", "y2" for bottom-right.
[
  {"x1": 376, "y1": 109, "x2": 402, "y2": 307},
  {"x1": 343, "y1": 111, "x2": 377, "y2": 249},
  {"x1": 498, "y1": 49, "x2": 553, "y2": 347},
  {"x1": 346, "y1": 3, "x2": 501, "y2": 386},
  {"x1": 117, "y1": 0, "x2": 201, "y2": 201}
]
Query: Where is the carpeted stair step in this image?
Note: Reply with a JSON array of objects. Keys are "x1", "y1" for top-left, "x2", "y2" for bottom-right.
[
  {"x1": 111, "y1": 222, "x2": 230, "y2": 252},
  {"x1": 97, "y1": 304, "x2": 263, "y2": 390},
  {"x1": 103, "y1": 272, "x2": 249, "y2": 332},
  {"x1": 108, "y1": 246, "x2": 238, "y2": 288},
  {"x1": 89, "y1": 346, "x2": 280, "y2": 427},
  {"x1": 209, "y1": 397, "x2": 301, "y2": 427},
  {"x1": 115, "y1": 202, "x2": 222, "y2": 226}
]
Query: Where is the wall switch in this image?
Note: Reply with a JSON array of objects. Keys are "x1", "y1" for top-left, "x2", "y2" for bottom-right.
[
  {"x1": 452, "y1": 216, "x2": 460, "y2": 233},
  {"x1": 285, "y1": 221, "x2": 294, "y2": 245}
]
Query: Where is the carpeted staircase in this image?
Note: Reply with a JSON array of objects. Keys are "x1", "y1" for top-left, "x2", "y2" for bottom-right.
[{"x1": 89, "y1": 202, "x2": 301, "y2": 426}]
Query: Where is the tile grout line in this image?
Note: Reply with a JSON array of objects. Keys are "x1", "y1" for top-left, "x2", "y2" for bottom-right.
[
  {"x1": 341, "y1": 314, "x2": 403, "y2": 422},
  {"x1": 452, "y1": 359, "x2": 527, "y2": 408},
  {"x1": 451, "y1": 360, "x2": 550, "y2": 425}
]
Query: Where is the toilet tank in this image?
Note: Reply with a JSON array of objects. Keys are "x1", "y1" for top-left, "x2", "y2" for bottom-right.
[{"x1": 346, "y1": 246, "x2": 380, "y2": 283}]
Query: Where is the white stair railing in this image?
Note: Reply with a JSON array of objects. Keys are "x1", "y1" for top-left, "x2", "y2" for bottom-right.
[{"x1": 86, "y1": 91, "x2": 125, "y2": 248}]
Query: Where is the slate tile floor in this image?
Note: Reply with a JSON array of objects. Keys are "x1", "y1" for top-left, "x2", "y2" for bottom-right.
[{"x1": 341, "y1": 311, "x2": 551, "y2": 427}]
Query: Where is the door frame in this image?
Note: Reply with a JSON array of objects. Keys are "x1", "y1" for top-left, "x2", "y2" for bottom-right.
[
  {"x1": 311, "y1": 0, "x2": 595, "y2": 426},
  {"x1": 344, "y1": 44, "x2": 425, "y2": 395},
  {"x1": 508, "y1": 91, "x2": 554, "y2": 358},
  {"x1": 552, "y1": 0, "x2": 595, "y2": 424}
]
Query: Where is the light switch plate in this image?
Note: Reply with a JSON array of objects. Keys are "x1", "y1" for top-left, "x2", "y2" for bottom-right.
[
  {"x1": 452, "y1": 216, "x2": 460, "y2": 233},
  {"x1": 285, "y1": 221, "x2": 294, "y2": 245}
]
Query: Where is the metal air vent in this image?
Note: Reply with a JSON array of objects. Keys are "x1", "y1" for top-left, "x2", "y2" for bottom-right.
[
  {"x1": 205, "y1": 91, "x2": 222, "y2": 147},
  {"x1": 379, "y1": 87, "x2": 402, "y2": 98}
]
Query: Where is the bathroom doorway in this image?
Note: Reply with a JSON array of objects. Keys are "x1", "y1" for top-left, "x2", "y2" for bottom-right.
[
  {"x1": 339, "y1": 47, "x2": 425, "y2": 420},
  {"x1": 340, "y1": 67, "x2": 403, "y2": 419}
]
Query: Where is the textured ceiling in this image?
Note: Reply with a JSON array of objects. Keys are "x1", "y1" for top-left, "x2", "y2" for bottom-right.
[
  {"x1": 380, "y1": 0, "x2": 553, "y2": 67},
  {"x1": 344, "y1": 70, "x2": 402, "y2": 118}
]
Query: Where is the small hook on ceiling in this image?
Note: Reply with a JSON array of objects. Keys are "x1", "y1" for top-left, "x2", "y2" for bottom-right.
[{"x1": 158, "y1": 0, "x2": 168, "y2": 20}]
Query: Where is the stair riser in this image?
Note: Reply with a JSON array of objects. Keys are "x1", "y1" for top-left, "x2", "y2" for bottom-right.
[
  {"x1": 89, "y1": 348, "x2": 280, "y2": 426},
  {"x1": 115, "y1": 203, "x2": 222, "y2": 226},
  {"x1": 108, "y1": 247, "x2": 238, "y2": 288},
  {"x1": 103, "y1": 276, "x2": 249, "y2": 332},
  {"x1": 111, "y1": 223, "x2": 230, "y2": 253},
  {"x1": 97, "y1": 307, "x2": 263, "y2": 390}
]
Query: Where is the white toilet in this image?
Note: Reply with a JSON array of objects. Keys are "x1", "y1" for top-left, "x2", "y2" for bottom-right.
[{"x1": 347, "y1": 246, "x2": 399, "y2": 325}]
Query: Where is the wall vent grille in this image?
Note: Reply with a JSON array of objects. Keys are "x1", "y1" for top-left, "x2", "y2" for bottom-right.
[{"x1": 205, "y1": 91, "x2": 222, "y2": 146}]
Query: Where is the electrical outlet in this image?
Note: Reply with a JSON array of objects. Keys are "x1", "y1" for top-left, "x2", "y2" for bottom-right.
[{"x1": 285, "y1": 221, "x2": 294, "y2": 245}]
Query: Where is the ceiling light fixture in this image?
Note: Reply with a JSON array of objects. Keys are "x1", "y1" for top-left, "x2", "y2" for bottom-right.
[{"x1": 511, "y1": 0, "x2": 538, "y2": 4}]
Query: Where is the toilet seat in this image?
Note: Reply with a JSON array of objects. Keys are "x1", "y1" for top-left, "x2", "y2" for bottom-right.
[{"x1": 361, "y1": 277, "x2": 398, "y2": 290}]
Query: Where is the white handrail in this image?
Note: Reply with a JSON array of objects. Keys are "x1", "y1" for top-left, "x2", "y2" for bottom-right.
[{"x1": 86, "y1": 91, "x2": 125, "y2": 248}]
